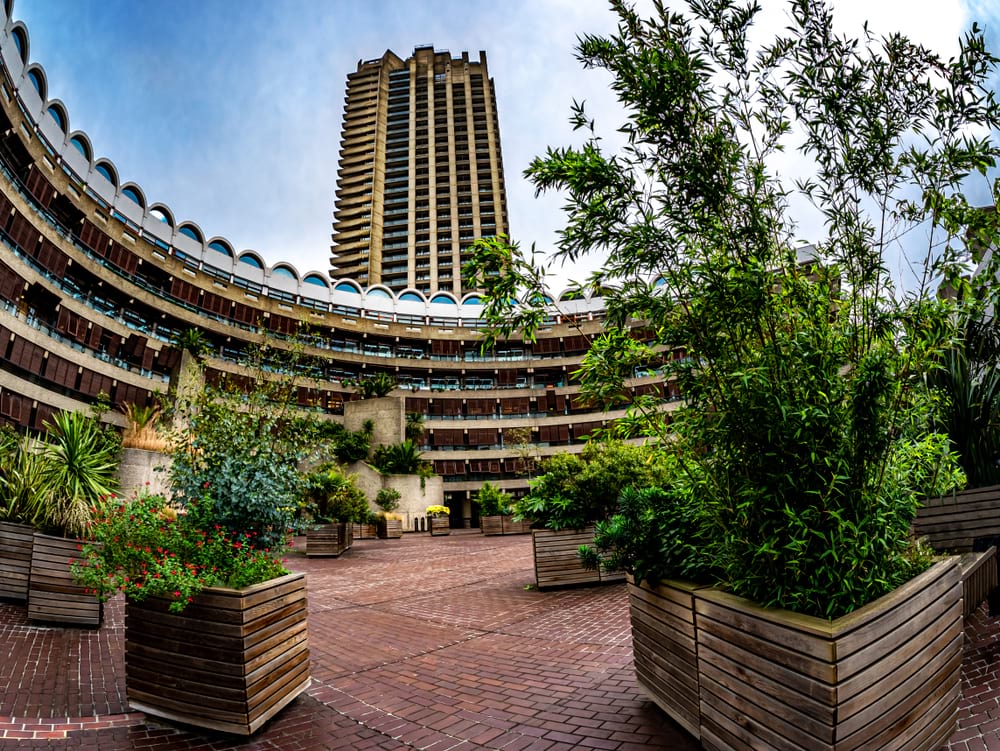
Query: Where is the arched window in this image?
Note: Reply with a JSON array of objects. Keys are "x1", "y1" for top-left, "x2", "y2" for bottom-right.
[
  {"x1": 272, "y1": 265, "x2": 297, "y2": 280},
  {"x1": 149, "y1": 207, "x2": 172, "y2": 225},
  {"x1": 335, "y1": 282, "x2": 360, "y2": 294},
  {"x1": 11, "y1": 28, "x2": 27, "y2": 63},
  {"x1": 303, "y1": 274, "x2": 328, "y2": 287},
  {"x1": 399, "y1": 292, "x2": 423, "y2": 302},
  {"x1": 94, "y1": 161, "x2": 117, "y2": 186},
  {"x1": 178, "y1": 224, "x2": 203, "y2": 243},
  {"x1": 367, "y1": 288, "x2": 391, "y2": 299},
  {"x1": 121, "y1": 186, "x2": 144, "y2": 207},
  {"x1": 26, "y1": 68, "x2": 45, "y2": 98},
  {"x1": 69, "y1": 134, "x2": 91, "y2": 161},
  {"x1": 463, "y1": 295, "x2": 482, "y2": 305},
  {"x1": 430, "y1": 293, "x2": 457, "y2": 305},
  {"x1": 208, "y1": 240, "x2": 233, "y2": 258},
  {"x1": 47, "y1": 105, "x2": 65, "y2": 130},
  {"x1": 239, "y1": 253, "x2": 264, "y2": 269}
]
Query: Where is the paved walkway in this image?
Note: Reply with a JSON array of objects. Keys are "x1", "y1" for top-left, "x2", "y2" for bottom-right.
[{"x1": 0, "y1": 530, "x2": 999, "y2": 750}]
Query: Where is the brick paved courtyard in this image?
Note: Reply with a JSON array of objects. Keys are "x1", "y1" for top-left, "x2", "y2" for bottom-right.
[{"x1": 2, "y1": 530, "x2": 1000, "y2": 750}]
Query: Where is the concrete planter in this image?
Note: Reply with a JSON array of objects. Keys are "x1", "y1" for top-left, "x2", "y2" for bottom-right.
[
  {"x1": 27, "y1": 532, "x2": 102, "y2": 625},
  {"x1": 0, "y1": 521, "x2": 34, "y2": 601},
  {"x1": 125, "y1": 571, "x2": 310, "y2": 736},
  {"x1": 306, "y1": 522, "x2": 353, "y2": 557}
]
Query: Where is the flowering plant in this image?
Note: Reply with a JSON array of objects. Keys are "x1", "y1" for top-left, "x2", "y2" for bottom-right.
[
  {"x1": 71, "y1": 490, "x2": 287, "y2": 612},
  {"x1": 425, "y1": 504, "x2": 450, "y2": 518}
]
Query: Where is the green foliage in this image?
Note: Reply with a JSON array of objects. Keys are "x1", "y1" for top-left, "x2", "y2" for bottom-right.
[
  {"x1": 375, "y1": 487, "x2": 401, "y2": 513},
  {"x1": 171, "y1": 328, "x2": 211, "y2": 360},
  {"x1": 470, "y1": 1, "x2": 995, "y2": 617},
  {"x1": 0, "y1": 428, "x2": 46, "y2": 526},
  {"x1": 476, "y1": 481, "x2": 513, "y2": 516},
  {"x1": 302, "y1": 465, "x2": 368, "y2": 523},
  {"x1": 513, "y1": 442, "x2": 670, "y2": 530},
  {"x1": 168, "y1": 340, "x2": 322, "y2": 550},
  {"x1": 405, "y1": 412, "x2": 425, "y2": 443},
  {"x1": 72, "y1": 492, "x2": 287, "y2": 613},
  {"x1": 351, "y1": 372, "x2": 397, "y2": 399},
  {"x1": 37, "y1": 410, "x2": 120, "y2": 538},
  {"x1": 371, "y1": 440, "x2": 430, "y2": 476},
  {"x1": 314, "y1": 420, "x2": 373, "y2": 464}
]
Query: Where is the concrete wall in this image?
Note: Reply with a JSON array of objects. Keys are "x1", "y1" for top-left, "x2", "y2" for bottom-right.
[
  {"x1": 117, "y1": 448, "x2": 171, "y2": 501},
  {"x1": 344, "y1": 395, "x2": 405, "y2": 453},
  {"x1": 348, "y1": 460, "x2": 444, "y2": 532}
]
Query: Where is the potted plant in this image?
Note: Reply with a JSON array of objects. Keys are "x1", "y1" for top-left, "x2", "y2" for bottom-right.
[
  {"x1": 72, "y1": 491, "x2": 308, "y2": 736},
  {"x1": 512, "y1": 442, "x2": 669, "y2": 588},
  {"x1": 303, "y1": 465, "x2": 366, "y2": 556},
  {"x1": 0, "y1": 426, "x2": 45, "y2": 601},
  {"x1": 116, "y1": 401, "x2": 171, "y2": 500},
  {"x1": 375, "y1": 487, "x2": 403, "y2": 538},
  {"x1": 477, "y1": 482, "x2": 528, "y2": 535},
  {"x1": 426, "y1": 505, "x2": 451, "y2": 535},
  {"x1": 467, "y1": 1, "x2": 990, "y2": 746},
  {"x1": 28, "y1": 409, "x2": 119, "y2": 625}
]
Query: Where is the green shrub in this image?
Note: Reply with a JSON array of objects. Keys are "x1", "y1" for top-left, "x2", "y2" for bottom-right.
[
  {"x1": 476, "y1": 482, "x2": 513, "y2": 516},
  {"x1": 302, "y1": 465, "x2": 368, "y2": 523},
  {"x1": 375, "y1": 487, "x2": 401, "y2": 513},
  {"x1": 372, "y1": 440, "x2": 429, "y2": 475}
]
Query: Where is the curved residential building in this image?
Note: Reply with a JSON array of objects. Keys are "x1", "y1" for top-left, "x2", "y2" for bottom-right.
[{"x1": 0, "y1": 4, "x2": 674, "y2": 528}]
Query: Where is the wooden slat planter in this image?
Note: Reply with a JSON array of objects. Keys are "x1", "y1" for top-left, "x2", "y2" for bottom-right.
[
  {"x1": 27, "y1": 532, "x2": 101, "y2": 626},
  {"x1": 481, "y1": 515, "x2": 532, "y2": 536},
  {"x1": 430, "y1": 517, "x2": 450, "y2": 536},
  {"x1": 0, "y1": 521, "x2": 34, "y2": 601},
  {"x1": 125, "y1": 571, "x2": 310, "y2": 736},
  {"x1": 377, "y1": 518, "x2": 402, "y2": 539},
  {"x1": 532, "y1": 528, "x2": 624, "y2": 589},
  {"x1": 693, "y1": 558, "x2": 962, "y2": 751},
  {"x1": 306, "y1": 523, "x2": 352, "y2": 557},
  {"x1": 913, "y1": 484, "x2": 1000, "y2": 552},
  {"x1": 351, "y1": 523, "x2": 378, "y2": 540},
  {"x1": 958, "y1": 547, "x2": 997, "y2": 618},
  {"x1": 628, "y1": 576, "x2": 704, "y2": 739}
]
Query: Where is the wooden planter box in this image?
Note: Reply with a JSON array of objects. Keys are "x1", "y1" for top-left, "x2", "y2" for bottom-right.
[
  {"x1": 913, "y1": 484, "x2": 1000, "y2": 552},
  {"x1": 628, "y1": 576, "x2": 704, "y2": 739},
  {"x1": 430, "y1": 517, "x2": 450, "y2": 536},
  {"x1": 27, "y1": 532, "x2": 102, "y2": 625},
  {"x1": 306, "y1": 522, "x2": 352, "y2": 557},
  {"x1": 377, "y1": 518, "x2": 402, "y2": 539},
  {"x1": 351, "y1": 523, "x2": 378, "y2": 540},
  {"x1": 532, "y1": 527, "x2": 624, "y2": 589},
  {"x1": 125, "y1": 571, "x2": 310, "y2": 736},
  {"x1": 693, "y1": 558, "x2": 962, "y2": 751},
  {"x1": 0, "y1": 521, "x2": 34, "y2": 601},
  {"x1": 481, "y1": 515, "x2": 533, "y2": 536}
]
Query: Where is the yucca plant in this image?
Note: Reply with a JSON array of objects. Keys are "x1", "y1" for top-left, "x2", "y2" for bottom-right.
[
  {"x1": 38, "y1": 410, "x2": 119, "y2": 538},
  {"x1": 0, "y1": 428, "x2": 47, "y2": 526},
  {"x1": 120, "y1": 402, "x2": 167, "y2": 451},
  {"x1": 372, "y1": 440, "x2": 427, "y2": 475}
]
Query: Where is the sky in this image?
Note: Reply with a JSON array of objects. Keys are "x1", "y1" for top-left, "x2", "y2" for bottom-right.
[{"x1": 10, "y1": 0, "x2": 1000, "y2": 290}]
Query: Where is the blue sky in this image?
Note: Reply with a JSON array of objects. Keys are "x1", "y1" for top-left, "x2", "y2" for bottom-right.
[{"x1": 10, "y1": 1, "x2": 993, "y2": 289}]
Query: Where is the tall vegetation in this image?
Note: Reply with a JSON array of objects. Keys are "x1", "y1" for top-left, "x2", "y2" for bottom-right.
[{"x1": 468, "y1": 0, "x2": 996, "y2": 616}]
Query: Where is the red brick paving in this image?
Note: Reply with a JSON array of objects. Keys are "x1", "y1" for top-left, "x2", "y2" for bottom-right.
[{"x1": 2, "y1": 530, "x2": 997, "y2": 749}]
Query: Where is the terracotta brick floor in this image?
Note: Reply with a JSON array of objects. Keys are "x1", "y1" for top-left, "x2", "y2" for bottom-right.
[{"x1": 0, "y1": 530, "x2": 997, "y2": 750}]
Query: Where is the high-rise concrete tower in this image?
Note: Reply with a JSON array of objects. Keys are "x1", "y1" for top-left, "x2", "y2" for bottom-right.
[{"x1": 330, "y1": 46, "x2": 509, "y2": 296}]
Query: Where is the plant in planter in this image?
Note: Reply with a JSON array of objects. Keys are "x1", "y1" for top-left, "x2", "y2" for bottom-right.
[
  {"x1": 350, "y1": 372, "x2": 397, "y2": 399},
  {"x1": 87, "y1": 335, "x2": 318, "y2": 734},
  {"x1": 375, "y1": 487, "x2": 403, "y2": 538},
  {"x1": 468, "y1": 1, "x2": 994, "y2": 745},
  {"x1": 426, "y1": 504, "x2": 451, "y2": 535},
  {"x1": 302, "y1": 464, "x2": 367, "y2": 556},
  {"x1": 512, "y1": 442, "x2": 670, "y2": 587},
  {"x1": 0, "y1": 426, "x2": 46, "y2": 601},
  {"x1": 28, "y1": 409, "x2": 119, "y2": 624},
  {"x1": 477, "y1": 482, "x2": 528, "y2": 535}
]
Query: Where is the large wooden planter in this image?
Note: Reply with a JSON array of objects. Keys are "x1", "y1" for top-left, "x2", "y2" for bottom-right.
[
  {"x1": 532, "y1": 527, "x2": 624, "y2": 589},
  {"x1": 481, "y1": 515, "x2": 532, "y2": 536},
  {"x1": 351, "y1": 522, "x2": 378, "y2": 539},
  {"x1": 627, "y1": 576, "x2": 704, "y2": 739},
  {"x1": 377, "y1": 518, "x2": 403, "y2": 539},
  {"x1": 913, "y1": 484, "x2": 1000, "y2": 552},
  {"x1": 0, "y1": 521, "x2": 34, "y2": 601},
  {"x1": 27, "y1": 532, "x2": 102, "y2": 625},
  {"x1": 430, "y1": 516, "x2": 450, "y2": 536},
  {"x1": 306, "y1": 522, "x2": 352, "y2": 557},
  {"x1": 693, "y1": 558, "x2": 962, "y2": 751},
  {"x1": 125, "y1": 571, "x2": 310, "y2": 736}
]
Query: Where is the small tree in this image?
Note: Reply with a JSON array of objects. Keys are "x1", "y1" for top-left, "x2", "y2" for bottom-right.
[
  {"x1": 375, "y1": 487, "x2": 401, "y2": 514},
  {"x1": 468, "y1": 0, "x2": 993, "y2": 617}
]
